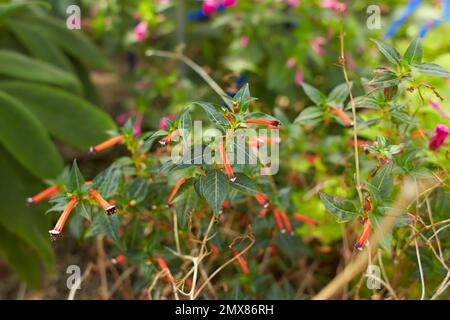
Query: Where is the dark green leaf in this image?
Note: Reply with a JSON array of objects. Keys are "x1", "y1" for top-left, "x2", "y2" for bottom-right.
[
  {"x1": 319, "y1": 192, "x2": 358, "y2": 223},
  {"x1": 193, "y1": 102, "x2": 230, "y2": 127},
  {"x1": 294, "y1": 106, "x2": 324, "y2": 125},
  {"x1": 175, "y1": 186, "x2": 199, "y2": 228},
  {"x1": 201, "y1": 170, "x2": 229, "y2": 216},
  {"x1": 301, "y1": 83, "x2": 326, "y2": 106},
  {"x1": 67, "y1": 160, "x2": 85, "y2": 192},
  {"x1": 231, "y1": 173, "x2": 259, "y2": 195}
]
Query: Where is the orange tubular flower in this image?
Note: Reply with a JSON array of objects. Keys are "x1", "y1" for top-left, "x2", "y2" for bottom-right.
[
  {"x1": 167, "y1": 177, "x2": 188, "y2": 208},
  {"x1": 112, "y1": 255, "x2": 126, "y2": 265},
  {"x1": 89, "y1": 135, "x2": 124, "y2": 153},
  {"x1": 159, "y1": 129, "x2": 180, "y2": 146},
  {"x1": 244, "y1": 119, "x2": 280, "y2": 129},
  {"x1": 259, "y1": 207, "x2": 269, "y2": 217},
  {"x1": 355, "y1": 219, "x2": 372, "y2": 251},
  {"x1": 329, "y1": 106, "x2": 353, "y2": 127},
  {"x1": 272, "y1": 206, "x2": 285, "y2": 233},
  {"x1": 233, "y1": 251, "x2": 250, "y2": 274},
  {"x1": 293, "y1": 214, "x2": 318, "y2": 226},
  {"x1": 254, "y1": 193, "x2": 269, "y2": 208},
  {"x1": 279, "y1": 210, "x2": 293, "y2": 234},
  {"x1": 156, "y1": 256, "x2": 174, "y2": 283},
  {"x1": 49, "y1": 196, "x2": 78, "y2": 240},
  {"x1": 27, "y1": 185, "x2": 60, "y2": 204},
  {"x1": 218, "y1": 143, "x2": 236, "y2": 182},
  {"x1": 247, "y1": 136, "x2": 281, "y2": 148},
  {"x1": 89, "y1": 189, "x2": 116, "y2": 215}
]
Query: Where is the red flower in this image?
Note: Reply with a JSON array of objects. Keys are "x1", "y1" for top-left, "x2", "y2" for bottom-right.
[
  {"x1": 218, "y1": 143, "x2": 236, "y2": 182},
  {"x1": 279, "y1": 210, "x2": 293, "y2": 234},
  {"x1": 354, "y1": 219, "x2": 372, "y2": 251},
  {"x1": 210, "y1": 243, "x2": 219, "y2": 257},
  {"x1": 272, "y1": 206, "x2": 285, "y2": 233},
  {"x1": 233, "y1": 251, "x2": 250, "y2": 274},
  {"x1": 293, "y1": 214, "x2": 318, "y2": 226},
  {"x1": 49, "y1": 196, "x2": 78, "y2": 240},
  {"x1": 112, "y1": 255, "x2": 126, "y2": 265},
  {"x1": 254, "y1": 193, "x2": 269, "y2": 207},
  {"x1": 89, "y1": 189, "x2": 116, "y2": 215},
  {"x1": 259, "y1": 206, "x2": 269, "y2": 217},
  {"x1": 244, "y1": 119, "x2": 280, "y2": 129},
  {"x1": 89, "y1": 135, "x2": 124, "y2": 153},
  {"x1": 27, "y1": 185, "x2": 60, "y2": 204},
  {"x1": 329, "y1": 106, "x2": 353, "y2": 127},
  {"x1": 159, "y1": 129, "x2": 180, "y2": 146},
  {"x1": 156, "y1": 256, "x2": 174, "y2": 283},
  {"x1": 167, "y1": 177, "x2": 188, "y2": 208}
]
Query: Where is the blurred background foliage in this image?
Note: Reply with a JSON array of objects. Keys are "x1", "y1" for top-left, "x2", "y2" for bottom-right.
[{"x1": 0, "y1": 0, "x2": 448, "y2": 298}]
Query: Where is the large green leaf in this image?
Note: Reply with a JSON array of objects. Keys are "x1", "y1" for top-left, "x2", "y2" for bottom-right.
[
  {"x1": 411, "y1": 62, "x2": 450, "y2": 78},
  {"x1": 368, "y1": 164, "x2": 393, "y2": 200},
  {"x1": 201, "y1": 170, "x2": 229, "y2": 216},
  {"x1": 371, "y1": 39, "x2": 401, "y2": 65},
  {"x1": 301, "y1": 83, "x2": 326, "y2": 106},
  {"x1": 0, "y1": 50, "x2": 80, "y2": 91},
  {"x1": 231, "y1": 173, "x2": 260, "y2": 195},
  {"x1": 0, "y1": 145, "x2": 54, "y2": 276},
  {"x1": 0, "y1": 91, "x2": 63, "y2": 179},
  {"x1": 0, "y1": 82, "x2": 116, "y2": 148},
  {"x1": 327, "y1": 82, "x2": 352, "y2": 107},
  {"x1": 5, "y1": 19, "x2": 74, "y2": 72},
  {"x1": 294, "y1": 106, "x2": 324, "y2": 125},
  {"x1": 319, "y1": 192, "x2": 358, "y2": 223},
  {"x1": 175, "y1": 186, "x2": 199, "y2": 228},
  {"x1": 403, "y1": 38, "x2": 422, "y2": 64},
  {"x1": 193, "y1": 102, "x2": 230, "y2": 127},
  {"x1": 24, "y1": 14, "x2": 112, "y2": 70}
]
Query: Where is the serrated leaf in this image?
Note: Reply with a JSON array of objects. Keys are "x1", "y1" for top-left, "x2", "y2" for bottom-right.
[
  {"x1": 201, "y1": 170, "x2": 229, "y2": 216},
  {"x1": 404, "y1": 38, "x2": 422, "y2": 64},
  {"x1": 231, "y1": 173, "x2": 259, "y2": 195},
  {"x1": 193, "y1": 101, "x2": 230, "y2": 127},
  {"x1": 319, "y1": 192, "x2": 358, "y2": 223},
  {"x1": 411, "y1": 62, "x2": 450, "y2": 78},
  {"x1": 0, "y1": 91, "x2": 63, "y2": 179},
  {"x1": 294, "y1": 106, "x2": 324, "y2": 125},
  {"x1": 0, "y1": 50, "x2": 80, "y2": 91},
  {"x1": 301, "y1": 82, "x2": 326, "y2": 106},
  {"x1": 371, "y1": 39, "x2": 401, "y2": 65},
  {"x1": 0, "y1": 81, "x2": 116, "y2": 149}
]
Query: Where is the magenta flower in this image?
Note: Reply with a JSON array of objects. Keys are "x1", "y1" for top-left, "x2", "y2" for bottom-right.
[
  {"x1": 295, "y1": 67, "x2": 304, "y2": 86},
  {"x1": 429, "y1": 100, "x2": 450, "y2": 121},
  {"x1": 134, "y1": 21, "x2": 148, "y2": 42},
  {"x1": 160, "y1": 114, "x2": 176, "y2": 130},
  {"x1": 286, "y1": 57, "x2": 296, "y2": 68},
  {"x1": 287, "y1": 0, "x2": 300, "y2": 7},
  {"x1": 321, "y1": 0, "x2": 347, "y2": 12},
  {"x1": 223, "y1": 0, "x2": 237, "y2": 7},
  {"x1": 429, "y1": 124, "x2": 449, "y2": 150},
  {"x1": 202, "y1": 1, "x2": 219, "y2": 15},
  {"x1": 240, "y1": 35, "x2": 249, "y2": 47},
  {"x1": 310, "y1": 37, "x2": 326, "y2": 56}
]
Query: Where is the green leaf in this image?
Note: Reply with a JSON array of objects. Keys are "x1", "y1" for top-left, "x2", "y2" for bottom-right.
[
  {"x1": 68, "y1": 160, "x2": 85, "y2": 193},
  {"x1": 87, "y1": 213, "x2": 121, "y2": 247},
  {"x1": 0, "y1": 144, "x2": 54, "y2": 275},
  {"x1": 369, "y1": 213, "x2": 392, "y2": 252},
  {"x1": 301, "y1": 83, "x2": 326, "y2": 106},
  {"x1": 141, "y1": 130, "x2": 169, "y2": 152},
  {"x1": 0, "y1": 82, "x2": 116, "y2": 149},
  {"x1": 178, "y1": 108, "x2": 192, "y2": 137},
  {"x1": 201, "y1": 170, "x2": 229, "y2": 216},
  {"x1": 92, "y1": 163, "x2": 122, "y2": 198},
  {"x1": 0, "y1": 1, "x2": 50, "y2": 22},
  {"x1": 126, "y1": 177, "x2": 148, "y2": 203},
  {"x1": 294, "y1": 106, "x2": 324, "y2": 125},
  {"x1": 193, "y1": 102, "x2": 230, "y2": 127},
  {"x1": 0, "y1": 91, "x2": 63, "y2": 179},
  {"x1": 371, "y1": 39, "x2": 401, "y2": 65},
  {"x1": 319, "y1": 192, "x2": 358, "y2": 223},
  {"x1": 75, "y1": 200, "x2": 92, "y2": 221},
  {"x1": 24, "y1": 14, "x2": 112, "y2": 70},
  {"x1": 5, "y1": 19, "x2": 74, "y2": 72},
  {"x1": 369, "y1": 71, "x2": 399, "y2": 88},
  {"x1": 175, "y1": 186, "x2": 199, "y2": 228},
  {"x1": 410, "y1": 62, "x2": 450, "y2": 78},
  {"x1": 0, "y1": 50, "x2": 80, "y2": 91},
  {"x1": 404, "y1": 38, "x2": 423, "y2": 64},
  {"x1": 231, "y1": 173, "x2": 260, "y2": 195},
  {"x1": 233, "y1": 83, "x2": 254, "y2": 112},
  {"x1": 369, "y1": 164, "x2": 393, "y2": 200},
  {"x1": 327, "y1": 82, "x2": 352, "y2": 106}
]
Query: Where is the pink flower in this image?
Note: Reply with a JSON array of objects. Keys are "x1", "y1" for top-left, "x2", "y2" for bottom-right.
[
  {"x1": 240, "y1": 35, "x2": 249, "y2": 47},
  {"x1": 223, "y1": 0, "x2": 237, "y2": 7},
  {"x1": 295, "y1": 67, "x2": 304, "y2": 86},
  {"x1": 429, "y1": 100, "x2": 450, "y2": 121},
  {"x1": 310, "y1": 37, "x2": 327, "y2": 56},
  {"x1": 429, "y1": 124, "x2": 449, "y2": 150},
  {"x1": 202, "y1": 1, "x2": 219, "y2": 15},
  {"x1": 287, "y1": 0, "x2": 300, "y2": 7},
  {"x1": 286, "y1": 57, "x2": 296, "y2": 68},
  {"x1": 134, "y1": 21, "x2": 148, "y2": 42},
  {"x1": 321, "y1": 0, "x2": 347, "y2": 12},
  {"x1": 159, "y1": 114, "x2": 176, "y2": 130}
]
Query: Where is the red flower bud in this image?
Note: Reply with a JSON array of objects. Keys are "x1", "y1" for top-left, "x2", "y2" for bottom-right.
[
  {"x1": 254, "y1": 193, "x2": 269, "y2": 208},
  {"x1": 233, "y1": 251, "x2": 250, "y2": 274},
  {"x1": 244, "y1": 119, "x2": 280, "y2": 128},
  {"x1": 279, "y1": 210, "x2": 293, "y2": 234},
  {"x1": 159, "y1": 129, "x2": 180, "y2": 146},
  {"x1": 293, "y1": 214, "x2": 318, "y2": 226},
  {"x1": 27, "y1": 185, "x2": 60, "y2": 204},
  {"x1": 218, "y1": 143, "x2": 236, "y2": 182},
  {"x1": 354, "y1": 219, "x2": 372, "y2": 251},
  {"x1": 272, "y1": 206, "x2": 285, "y2": 233},
  {"x1": 89, "y1": 189, "x2": 116, "y2": 215},
  {"x1": 112, "y1": 255, "x2": 126, "y2": 265},
  {"x1": 329, "y1": 106, "x2": 353, "y2": 127},
  {"x1": 167, "y1": 177, "x2": 188, "y2": 208},
  {"x1": 49, "y1": 196, "x2": 78, "y2": 240},
  {"x1": 156, "y1": 256, "x2": 174, "y2": 283},
  {"x1": 259, "y1": 207, "x2": 269, "y2": 217},
  {"x1": 89, "y1": 135, "x2": 124, "y2": 153}
]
